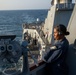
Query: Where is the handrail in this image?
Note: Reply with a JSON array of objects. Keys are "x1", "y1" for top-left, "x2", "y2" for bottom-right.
[
  {"x1": 29, "y1": 60, "x2": 45, "y2": 71},
  {"x1": 56, "y1": 3, "x2": 74, "y2": 11}
]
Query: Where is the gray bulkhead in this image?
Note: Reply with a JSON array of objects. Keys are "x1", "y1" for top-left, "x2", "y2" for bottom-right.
[{"x1": 66, "y1": 4, "x2": 76, "y2": 75}]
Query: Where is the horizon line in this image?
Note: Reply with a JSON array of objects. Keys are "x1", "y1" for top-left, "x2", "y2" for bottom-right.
[{"x1": 0, "y1": 8, "x2": 49, "y2": 11}]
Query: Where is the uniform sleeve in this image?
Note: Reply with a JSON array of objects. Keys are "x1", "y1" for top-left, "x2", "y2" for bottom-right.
[
  {"x1": 43, "y1": 45, "x2": 63, "y2": 63},
  {"x1": 47, "y1": 49, "x2": 62, "y2": 63}
]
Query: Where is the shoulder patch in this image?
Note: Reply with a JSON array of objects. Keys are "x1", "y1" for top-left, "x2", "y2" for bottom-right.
[{"x1": 50, "y1": 46, "x2": 57, "y2": 50}]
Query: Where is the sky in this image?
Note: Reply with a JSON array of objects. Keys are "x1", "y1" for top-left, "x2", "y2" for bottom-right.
[
  {"x1": 0, "y1": 0, "x2": 75, "y2": 10},
  {"x1": 0, "y1": 0, "x2": 51, "y2": 10}
]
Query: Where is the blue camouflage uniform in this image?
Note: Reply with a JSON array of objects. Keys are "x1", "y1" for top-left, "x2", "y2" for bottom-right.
[{"x1": 44, "y1": 37, "x2": 69, "y2": 75}]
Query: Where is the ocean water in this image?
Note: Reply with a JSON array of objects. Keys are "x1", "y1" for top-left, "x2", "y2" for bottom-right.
[{"x1": 0, "y1": 10, "x2": 48, "y2": 42}]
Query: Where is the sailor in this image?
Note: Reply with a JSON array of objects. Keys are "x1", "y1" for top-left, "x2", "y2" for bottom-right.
[{"x1": 43, "y1": 24, "x2": 70, "y2": 75}]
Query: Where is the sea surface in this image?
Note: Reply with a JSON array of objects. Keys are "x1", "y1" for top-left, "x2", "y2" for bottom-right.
[{"x1": 0, "y1": 10, "x2": 48, "y2": 42}]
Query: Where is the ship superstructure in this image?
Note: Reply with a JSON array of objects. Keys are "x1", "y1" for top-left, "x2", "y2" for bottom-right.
[{"x1": 43, "y1": 0, "x2": 74, "y2": 44}]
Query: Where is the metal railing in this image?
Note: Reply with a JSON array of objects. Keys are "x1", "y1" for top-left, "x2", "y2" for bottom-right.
[{"x1": 56, "y1": 3, "x2": 74, "y2": 10}]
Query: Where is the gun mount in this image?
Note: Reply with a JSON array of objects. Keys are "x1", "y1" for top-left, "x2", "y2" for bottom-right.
[{"x1": 0, "y1": 35, "x2": 29, "y2": 75}]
